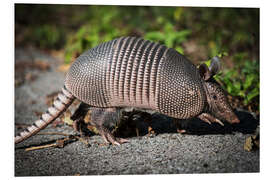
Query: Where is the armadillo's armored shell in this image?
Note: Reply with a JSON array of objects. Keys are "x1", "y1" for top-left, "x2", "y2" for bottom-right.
[
  {"x1": 65, "y1": 37, "x2": 206, "y2": 119},
  {"x1": 157, "y1": 49, "x2": 206, "y2": 118}
]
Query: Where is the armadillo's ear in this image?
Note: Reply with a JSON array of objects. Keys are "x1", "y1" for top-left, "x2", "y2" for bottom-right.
[
  {"x1": 199, "y1": 63, "x2": 211, "y2": 81},
  {"x1": 209, "y1": 56, "x2": 221, "y2": 76}
]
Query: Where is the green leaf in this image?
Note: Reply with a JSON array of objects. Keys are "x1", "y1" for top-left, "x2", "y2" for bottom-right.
[
  {"x1": 238, "y1": 90, "x2": 245, "y2": 97},
  {"x1": 175, "y1": 30, "x2": 191, "y2": 40},
  {"x1": 165, "y1": 35, "x2": 175, "y2": 47},
  {"x1": 175, "y1": 46, "x2": 184, "y2": 54},
  {"x1": 204, "y1": 60, "x2": 211, "y2": 67},
  {"x1": 164, "y1": 22, "x2": 174, "y2": 33},
  {"x1": 227, "y1": 84, "x2": 232, "y2": 94},
  {"x1": 243, "y1": 75, "x2": 255, "y2": 90},
  {"x1": 144, "y1": 32, "x2": 165, "y2": 41},
  {"x1": 234, "y1": 81, "x2": 241, "y2": 91},
  {"x1": 246, "y1": 88, "x2": 259, "y2": 102}
]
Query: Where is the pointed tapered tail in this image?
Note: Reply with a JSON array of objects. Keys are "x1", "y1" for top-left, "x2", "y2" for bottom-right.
[{"x1": 15, "y1": 86, "x2": 75, "y2": 144}]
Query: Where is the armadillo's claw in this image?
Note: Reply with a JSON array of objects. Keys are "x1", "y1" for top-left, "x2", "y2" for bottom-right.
[
  {"x1": 111, "y1": 138, "x2": 129, "y2": 146},
  {"x1": 201, "y1": 118, "x2": 212, "y2": 125},
  {"x1": 98, "y1": 125, "x2": 128, "y2": 146},
  {"x1": 117, "y1": 138, "x2": 129, "y2": 143},
  {"x1": 112, "y1": 141, "x2": 120, "y2": 146},
  {"x1": 198, "y1": 113, "x2": 224, "y2": 126},
  {"x1": 101, "y1": 134, "x2": 109, "y2": 144},
  {"x1": 104, "y1": 136, "x2": 129, "y2": 146},
  {"x1": 214, "y1": 119, "x2": 224, "y2": 126},
  {"x1": 198, "y1": 113, "x2": 212, "y2": 125}
]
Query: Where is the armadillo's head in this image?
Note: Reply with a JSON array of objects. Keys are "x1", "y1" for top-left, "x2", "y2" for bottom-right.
[{"x1": 199, "y1": 57, "x2": 240, "y2": 124}]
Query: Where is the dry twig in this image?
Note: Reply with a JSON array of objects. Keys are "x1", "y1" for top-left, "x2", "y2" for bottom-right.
[{"x1": 24, "y1": 132, "x2": 89, "y2": 151}]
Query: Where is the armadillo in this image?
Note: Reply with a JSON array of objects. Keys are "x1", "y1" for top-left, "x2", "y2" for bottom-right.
[{"x1": 15, "y1": 36, "x2": 240, "y2": 145}]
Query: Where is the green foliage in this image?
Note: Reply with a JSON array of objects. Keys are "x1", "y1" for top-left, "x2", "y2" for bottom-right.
[
  {"x1": 15, "y1": 5, "x2": 259, "y2": 63},
  {"x1": 63, "y1": 6, "x2": 191, "y2": 62},
  {"x1": 144, "y1": 24, "x2": 191, "y2": 54},
  {"x1": 215, "y1": 59, "x2": 259, "y2": 106}
]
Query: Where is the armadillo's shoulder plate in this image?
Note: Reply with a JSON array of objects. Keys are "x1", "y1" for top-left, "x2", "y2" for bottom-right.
[{"x1": 156, "y1": 49, "x2": 205, "y2": 119}]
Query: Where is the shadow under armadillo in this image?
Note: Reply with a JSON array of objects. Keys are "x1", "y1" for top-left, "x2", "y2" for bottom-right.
[{"x1": 116, "y1": 109, "x2": 259, "y2": 137}]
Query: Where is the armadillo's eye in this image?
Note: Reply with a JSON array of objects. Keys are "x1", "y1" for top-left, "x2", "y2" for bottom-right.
[{"x1": 213, "y1": 95, "x2": 217, "y2": 100}]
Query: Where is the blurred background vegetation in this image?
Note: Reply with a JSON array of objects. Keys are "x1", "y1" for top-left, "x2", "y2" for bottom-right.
[{"x1": 15, "y1": 4, "x2": 259, "y2": 114}]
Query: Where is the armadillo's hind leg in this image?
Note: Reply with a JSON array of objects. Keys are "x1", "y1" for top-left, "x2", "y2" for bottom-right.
[
  {"x1": 90, "y1": 107, "x2": 129, "y2": 146},
  {"x1": 71, "y1": 102, "x2": 91, "y2": 136}
]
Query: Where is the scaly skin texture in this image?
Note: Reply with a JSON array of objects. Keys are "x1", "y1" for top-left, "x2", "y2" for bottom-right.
[
  {"x1": 15, "y1": 36, "x2": 239, "y2": 145},
  {"x1": 65, "y1": 37, "x2": 205, "y2": 118}
]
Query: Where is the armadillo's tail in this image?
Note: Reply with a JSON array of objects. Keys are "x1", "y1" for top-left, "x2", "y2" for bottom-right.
[{"x1": 15, "y1": 85, "x2": 75, "y2": 144}]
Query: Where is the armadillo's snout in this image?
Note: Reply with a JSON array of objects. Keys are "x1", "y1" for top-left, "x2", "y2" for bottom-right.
[{"x1": 219, "y1": 110, "x2": 240, "y2": 124}]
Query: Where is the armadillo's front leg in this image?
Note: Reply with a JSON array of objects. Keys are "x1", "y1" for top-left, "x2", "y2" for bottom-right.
[
  {"x1": 198, "y1": 113, "x2": 224, "y2": 126},
  {"x1": 90, "y1": 107, "x2": 129, "y2": 145}
]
